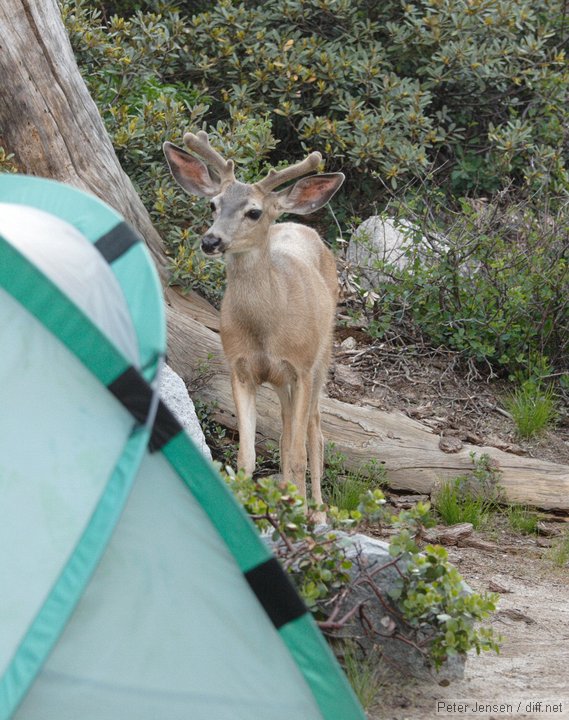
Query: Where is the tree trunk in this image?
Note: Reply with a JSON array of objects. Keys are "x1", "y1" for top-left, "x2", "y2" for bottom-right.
[
  {"x1": 0, "y1": 0, "x2": 168, "y2": 279},
  {"x1": 2, "y1": 0, "x2": 568, "y2": 512}
]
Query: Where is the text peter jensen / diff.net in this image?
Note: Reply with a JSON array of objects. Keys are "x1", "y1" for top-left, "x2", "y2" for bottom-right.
[{"x1": 436, "y1": 700, "x2": 567, "y2": 715}]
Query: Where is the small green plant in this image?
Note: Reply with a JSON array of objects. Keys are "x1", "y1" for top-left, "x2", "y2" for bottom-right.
[
  {"x1": 546, "y1": 531, "x2": 569, "y2": 568},
  {"x1": 389, "y1": 544, "x2": 500, "y2": 669},
  {"x1": 505, "y1": 380, "x2": 557, "y2": 439},
  {"x1": 323, "y1": 444, "x2": 387, "y2": 512},
  {"x1": 434, "y1": 479, "x2": 492, "y2": 528},
  {"x1": 341, "y1": 642, "x2": 384, "y2": 711},
  {"x1": 0, "y1": 146, "x2": 18, "y2": 173},
  {"x1": 193, "y1": 398, "x2": 236, "y2": 468},
  {"x1": 505, "y1": 504, "x2": 540, "y2": 535},
  {"x1": 433, "y1": 453, "x2": 503, "y2": 529}
]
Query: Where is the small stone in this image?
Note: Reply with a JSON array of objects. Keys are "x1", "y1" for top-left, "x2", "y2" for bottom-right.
[
  {"x1": 334, "y1": 364, "x2": 364, "y2": 390},
  {"x1": 340, "y1": 336, "x2": 357, "y2": 351},
  {"x1": 488, "y1": 580, "x2": 512, "y2": 594},
  {"x1": 439, "y1": 436, "x2": 463, "y2": 453}
]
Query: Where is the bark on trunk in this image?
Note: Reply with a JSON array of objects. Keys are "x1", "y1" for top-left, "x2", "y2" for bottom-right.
[{"x1": 0, "y1": 0, "x2": 168, "y2": 278}]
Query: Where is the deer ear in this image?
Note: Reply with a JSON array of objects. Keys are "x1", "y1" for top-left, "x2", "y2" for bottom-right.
[
  {"x1": 163, "y1": 141, "x2": 221, "y2": 197},
  {"x1": 275, "y1": 172, "x2": 345, "y2": 216}
]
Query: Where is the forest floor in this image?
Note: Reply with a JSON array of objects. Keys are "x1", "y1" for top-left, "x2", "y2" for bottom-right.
[
  {"x1": 327, "y1": 325, "x2": 569, "y2": 720},
  {"x1": 328, "y1": 320, "x2": 569, "y2": 467}
]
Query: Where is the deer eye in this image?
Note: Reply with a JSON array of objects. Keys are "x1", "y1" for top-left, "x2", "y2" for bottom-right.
[
  {"x1": 245, "y1": 208, "x2": 262, "y2": 220},
  {"x1": 209, "y1": 201, "x2": 217, "y2": 212}
]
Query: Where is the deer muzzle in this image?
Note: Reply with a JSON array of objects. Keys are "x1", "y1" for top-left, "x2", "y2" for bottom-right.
[{"x1": 201, "y1": 233, "x2": 224, "y2": 256}]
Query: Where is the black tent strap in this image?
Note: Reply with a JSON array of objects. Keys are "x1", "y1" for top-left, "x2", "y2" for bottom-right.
[
  {"x1": 107, "y1": 366, "x2": 182, "y2": 452},
  {"x1": 245, "y1": 557, "x2": 308, "y2": 630},
  {"x1": 95, "y1": 222, "x2": 140, "y2": 263}
]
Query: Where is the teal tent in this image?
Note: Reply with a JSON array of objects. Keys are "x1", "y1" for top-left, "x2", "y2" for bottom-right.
[{"x1": 0, "y1": 176, "x2": 365, "y2": 720}]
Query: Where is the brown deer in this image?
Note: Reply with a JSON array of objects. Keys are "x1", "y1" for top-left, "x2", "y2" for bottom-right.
[{"x1": 163, "y1": 131, "x2": 344, "y2": 513}]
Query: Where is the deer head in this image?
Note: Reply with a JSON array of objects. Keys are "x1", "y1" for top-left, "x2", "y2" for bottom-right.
[{"x1": 163, "y1": 131, "x2": 344, "y2": 256}]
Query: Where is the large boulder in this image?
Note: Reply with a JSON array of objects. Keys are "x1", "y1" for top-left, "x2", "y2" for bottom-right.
[
  {"x1": 346, "y1": 216, "x2": 418, "y2": 291},
  {"x1": 347, "y1": 216, "x2": 452, "y2": 291}
]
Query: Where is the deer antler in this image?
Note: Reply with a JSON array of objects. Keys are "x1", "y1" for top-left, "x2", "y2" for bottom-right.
[
  {"x1": 183, "y1": 131, "x2": 236, "y2": 187},
  {"x1": 256, "y1": 152, "x2": 322, "y2": 193}
]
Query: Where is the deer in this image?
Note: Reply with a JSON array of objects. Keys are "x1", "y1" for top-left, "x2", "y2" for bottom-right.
[{"x1": 163, "y1": 131, "x2": 344, "y2": 515}]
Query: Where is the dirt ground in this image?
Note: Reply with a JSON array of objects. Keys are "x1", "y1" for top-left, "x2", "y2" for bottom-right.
[
  {"x1": 327, "y1": 327, "x2": 569, "y2": 720},
  {"x1": 366, "y1": 537, "x2": 569, "y2": 720},
  {"x1": 328, "y1": 323, "x2": 569, "y2": 467}
]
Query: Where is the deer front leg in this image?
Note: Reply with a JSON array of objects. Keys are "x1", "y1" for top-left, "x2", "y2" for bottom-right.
[
  {"x1": 231, "y1": 371, "x2": 257, "y2": 477},
  {"x1": 307, "y1": 406, "x2": 324, "y2": 507}
]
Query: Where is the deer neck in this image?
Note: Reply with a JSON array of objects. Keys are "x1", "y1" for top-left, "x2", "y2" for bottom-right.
[
  {"x1": 223, "y1": 241, "x2": 282, "y2": 319},
  {"x1": 226, "y1": 243, "x2": 275, "y2": 291}
]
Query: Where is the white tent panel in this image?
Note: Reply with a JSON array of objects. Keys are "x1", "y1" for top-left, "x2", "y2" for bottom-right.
[
  {"x1": 0, "y1": 289, "x2": 135, "y2": 677},
  {"x1": 16, "y1": 452, "x2": 323, "y2": 720},
  {"x1": 0, "y1": 205, "x2": 138, "y2": 366}
]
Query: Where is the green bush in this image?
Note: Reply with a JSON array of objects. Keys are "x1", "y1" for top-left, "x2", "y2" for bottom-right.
[
  {"x1": 222, "y1": 466, "x2": 500, "y2": 670},
  {"x1": 181, "y1": 0, "x2": 569, "y2": 197},
  {"x1": 66, "y1": 0, "x2": 569, "y2": 210},
  {"x1": 64, "y1": 0, "x2": 568, "y2": 369},
  {"x1": 350, "y1": 193, "x2": 568, "y2": 374}
]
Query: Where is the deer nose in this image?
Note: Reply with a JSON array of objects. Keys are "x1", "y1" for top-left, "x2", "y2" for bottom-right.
[{"x1": 201, "y1": 233, "x2": 223, "y2": 255}]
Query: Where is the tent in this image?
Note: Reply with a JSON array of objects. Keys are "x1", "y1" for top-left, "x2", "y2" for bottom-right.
[{"x1": 0, "y1": 176, "x2": 365, "y2": 720}]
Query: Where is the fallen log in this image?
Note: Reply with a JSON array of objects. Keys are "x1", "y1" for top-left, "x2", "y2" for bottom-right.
[{"x1": 166, "y1": 290, "x2": 569, "y2": 513}]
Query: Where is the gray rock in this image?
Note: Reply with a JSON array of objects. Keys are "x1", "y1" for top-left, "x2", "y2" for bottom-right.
[
  {"x1": 160, "y1": 363, "x2": 211, "y2": 460},
  {"x1": 335, "y1": 532, "x2": 468, "y2": 681},
  {"x1": 346, "y1": 216, "x2": 418, "y2": 291},
  {"x1": 347, "y1": 215, "x2": 476, "y2": 292}
]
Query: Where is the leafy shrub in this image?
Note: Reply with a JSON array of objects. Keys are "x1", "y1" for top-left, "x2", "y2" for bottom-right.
[
  {"x1": 222, "y1": 465, "x2": 500, "y2": 671},
  {"x1": 385, "y1": 0, "x2": 569, "y2": 195},
  {"x1": 67, "y1": 0, "x2": 569, "y2": 212},
  {"x1": 389, "y1": 544, "x2": 499, "y2": 668},
  {"x1": 348, "y1": 193, "x2": 569, "y2": 375},
  {"x1": 182, "y1": 0, "x2": 569, "y2": 198}
]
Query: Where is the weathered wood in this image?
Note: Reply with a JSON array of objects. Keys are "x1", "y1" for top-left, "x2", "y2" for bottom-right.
[
  {"x1": 0, "y1": 0, "x2": 168, "y2": 279},
  {"x1": 166, "y1": 297, "x2": 569, "y2": 513},
  {"x1": 421, "y1": 523, "x2": 474, "y2": 546}
]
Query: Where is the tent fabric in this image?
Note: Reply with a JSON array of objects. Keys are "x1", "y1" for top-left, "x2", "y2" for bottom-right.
[
  {"x1": 0, "y1": 175, "x2": 163, "y2": 382},
  {"x1": 0, "y1": 175, "x2": 366, "y2": 720},
  {"x1": 0, "y1": 204, "x2": 138, "y2": 365}
]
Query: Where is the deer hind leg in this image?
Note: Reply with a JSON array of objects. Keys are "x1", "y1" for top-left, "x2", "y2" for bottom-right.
[
  {"x1": 286, "y1": 371, "x2": 314, "y2": 502},
  {"x1": 231, "y1": 370, "x2": 257, "y2": 477},
  {"x1": 275, "y1": 383, "x2": 293, "y2": 481}
]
